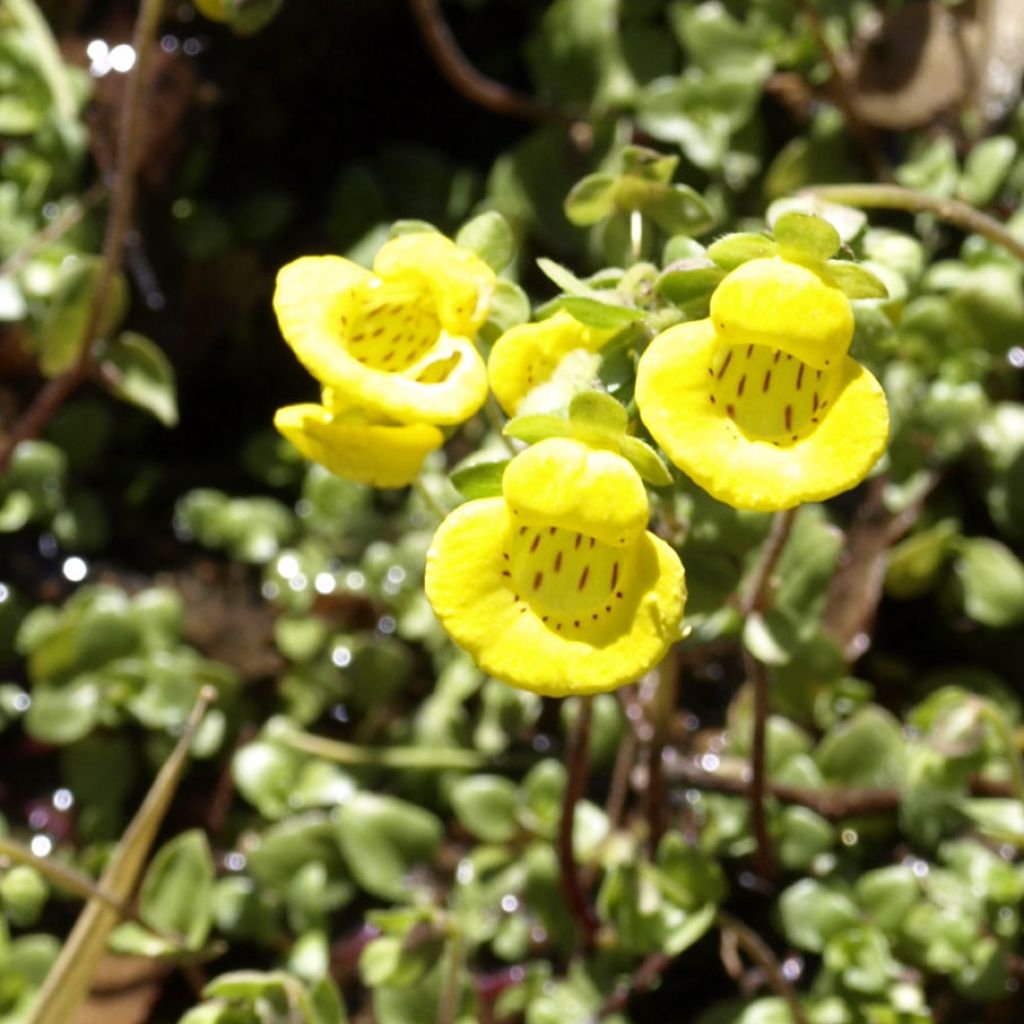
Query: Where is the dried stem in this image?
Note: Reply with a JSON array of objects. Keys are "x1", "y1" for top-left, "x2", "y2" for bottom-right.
[
  {"x1": 559, "y1": 696, "x2": 599, "y2": 950},
  {"x1": 804, "y1": 184, "x2": 1024, "y2": 264},
  {"x1": 716, "y1": 910, "x2": 808, "y2": 1024},
  {"x1": 740, "y1": 507, "x2": 798, "y2": 883},
  {"x1": 0, "y1": 0, "x2": 165, "y2": 479},
  {"x1": 407, "y1": 0, "x2": 572, "y2": 125}
]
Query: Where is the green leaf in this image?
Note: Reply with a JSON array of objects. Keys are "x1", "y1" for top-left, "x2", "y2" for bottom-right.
[
  {"x1": 637, "y1": 183, "x2": 714, "y2": 236},
  {"x1": 706, "y1": 232, "x2": 776, "y2": 270},
  {"x1": 885, "y1": 519, "x2": 959, "y2": 599},
  {"x1": 767, "y1": 195, "x2": 867, "y2": 243},
  {"x1": 816, "y1": 706, "x2": 904, "y2": 787},
  {"x1": 568, "y1": 390, "x2": 628, "y2": 434},
  {"x1": 450, "y1": 460, "x2": 508, "y2": 501},
  {"x1": 100, "y1": 331, "x2": 179, "y2": 427},
  {"x1": 823, "y1": 260, "x2": 889, "y2": 300},
  {"x1": 334, "y1": 794, "x2": 442, "y2": 901},
  {"x1": 618, "y1": 435, "x2": 672, "y2": 486},
  {"x1": 479, "y1": 279, "x2": 531, "y2": 345},
  {"x1": 450, "y1": 775, "x2": 520, "y2": 843},
  {"x1": 773, "y1": 211, "x2": 841, "y2": 262},
  {"x1": 778, "y1": 879, "x2": 860, "y2": 953},
  {"x1": 564, "y1": 173, "x2": 618, "y2": 226},
  {"x1": 855, "y1": 865, "x2": 921, "y2": 933},
  {"x1": 556, "y1": 296, "x2": 640, "y2": 330},
  {"x1": 958, "y1": 135, "x2": 1016, "y2": 206},
  {"x1": 655, "y1": 259, "x2": 725, "y2": 305},
  {"x1": 36, "y1": 261, "x2": 128, "y2": 378},
  {"x1": 455, "y1": 211, "x2": 514, "y2": 271},
  {"x1": 955, "y1": 538, "x2": 1024, "y2": 627},
  {"x1": 503, "y1": 414, "x2": 572, "y2": 445},
  {"x1": 536, "y1": 257, "x2": 590, "y2": 295},
  {"x1": 25, "y1": 678, "x2": 100, "y2": 745}
]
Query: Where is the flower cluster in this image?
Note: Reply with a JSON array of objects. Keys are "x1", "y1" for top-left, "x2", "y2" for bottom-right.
[
  {"x1": 272, "y1": 213, "x2": 890, "y2": 696},
  {"x1": 272, "y1": 231, "x2": 496, "y2": 487}
]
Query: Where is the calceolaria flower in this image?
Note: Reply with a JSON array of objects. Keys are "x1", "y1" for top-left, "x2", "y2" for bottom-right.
[
  {"x1": 274, "y1": 389, "x2": 444, "y2": 489},
  {"x1": 487, "y1": 311, "x2": 614, "y2": 415},
  {"x1": 425, "y1": 437, "x2": 686, "y2": 697},
  {"x1": 636, "y1": 256, "x2": 889, "y2": 511},
  {"x1": 274, "y1": 232, "x2": 495, "y2": 426}
]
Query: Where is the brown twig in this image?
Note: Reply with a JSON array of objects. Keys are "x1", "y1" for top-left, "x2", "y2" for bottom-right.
[
  {"x1": 407, "y1": 0, "x2": 573, "y2": 126},
  {"x1": 645, "y1": 651, "x2": 679, "y2": 855},
  {"x1": 0, "y1": 0, "x2": 164, "y2": 479},
  {"x1": 803, "y1": 183, "x2": 1024, "y2": 264},
  {"x1": 593, "y1": 950, "x2": 672, "y2": 1021},
  {"x1": 716, "y1": 910, "x2": 808, "y2": 1024},
  {"x1": 740, "y1": 507, "x2": 798, "y2": 883},
  {"x1": 558, "y1": 696, "x2": 599, "y2": 951},
  {"x1": 795, "y1": 0, "x2": 891, "y2": 181},
  {"x1": 666, "y1": 755, "x2": 1015, "y2": 818}
]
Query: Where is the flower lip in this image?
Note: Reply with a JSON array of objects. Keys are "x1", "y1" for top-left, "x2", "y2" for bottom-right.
[
  {"x1": 425, "y1": 498, "x2": 685, "y2": 697},
  {"x1": 273, "y1": 255, "x2": 488, "y2": 425},
  {"x1": 274, "y1": 401, "x2": 443, "y2": 489},
  {"x1": 709, "y1": 255, "x2": 854, "y2": 370},
  {"x1": 635, "y1": 318, "x2": 889, "y2": 511},
  {"x1": 501, "y1": 437, "x2": 649, "y2": 547}
]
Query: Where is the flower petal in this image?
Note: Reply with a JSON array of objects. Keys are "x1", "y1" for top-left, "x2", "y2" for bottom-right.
[
  {"x1": 425, "y1": 499, "x2": 686, "y2": 696},
  {"x1": 274, "y1": 403, "x2": 443, "y2": 488},
  {"x1": 373, "y1": 233, "x2": 496, "y2": 337},
  {"x1": 710, "y1": 256, "x2": 853, "y2": 369},
  {"x1": 502, "y1": 437, "x2": 649, "y2": 546},
  {"x1": 487, "y1": 311, "x2": 614, "y2": 415},
  {"x1": 274, "y1": 256, "x2": 488, "y2": 425},
  {"x1": 636, "y1": 320, "x2": 890, "y2": 511}
]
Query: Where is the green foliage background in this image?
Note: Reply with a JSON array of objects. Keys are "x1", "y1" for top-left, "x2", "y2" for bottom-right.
[{"x1": 1, "y1": 1, "x2": 1024, "y2": 1022}]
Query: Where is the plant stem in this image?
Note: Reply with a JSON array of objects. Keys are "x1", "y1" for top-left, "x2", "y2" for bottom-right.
[
  {"x1": 436, "y1": 927, "x2": 464, "y2": 1024},
  {"x1": 739, "y1": 507, "x2": 798, "y2": 883},
  {"x1": 413, "y1": 477, "x2": 449, "y2": 521},
  {"x1": 558, "y1": 696, "x2": 599, "y2": 950},
  {"x1": 804, "y1": 184, "x2": 1024, "y2": 264},
  {"x1": 407, "y1": 0, "x2": 573, "y2": 126},
  {"x1": 0, "y1": 0, "x2": 165, "y2": 479},
  {"x1": 274, "y1": 726, "x2": 490, "y2": 771},
  {"x1": 0, "y1": 837, "x2": 124, "y2": 912},
  {"x1": 716, "y1": 910, "x2": 808, "y2": 1024},
  {"x1": 645, "y1": 651, "x2": 678, "y2": 854}
]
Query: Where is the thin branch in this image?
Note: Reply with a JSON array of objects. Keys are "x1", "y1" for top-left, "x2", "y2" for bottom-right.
[
  {"x1": 0, "y1": 184, "x2": 106, "y2": 280},
  {"x1": 559, "y1": 696, "x2": 599, "y2": 950},
  {"x1": 593, "y1": 950, "x2": 672, "y2": 1021},
  {"x1": 0, "y1": 0, "x2": 165, "y2": 478},
  {"x1": 0, "y1": 837, "x2": 125, "y2": 912},
  {"x1": 794, "y1": 0, "x2": 890, "y2": 181},
  {"x1": 716, "y1": 910, "x2": 808, "y2": 1024},
  {"x1": 407, "y1": 0, "x2": 573, "y2": 125},
  {"x1": 436, "y1": 927, "x2": 464, "y2": 1024},
  {"x1": 645, "y1": 652, "x2": 678, "y2": 855},
  {"x1": 803, "y1": 183, "x2": 1024, "y2": 264},
  {"x1": 666, "y1": 755, "x2": 1017, "y2": 818},
  {"x1": 740, "y1": 507, "x2": 798, "y2": 883}
]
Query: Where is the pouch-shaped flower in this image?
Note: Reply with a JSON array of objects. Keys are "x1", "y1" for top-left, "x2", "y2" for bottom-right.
[
  {"x1": 274, "y1": 389, "x2": 444, "y2": 489},
  {"x1": 636, "y1": 257, "x2": 889, "y2": 511},
  {"x1": 487, "y1": 311, "x2": 615, "y2": 416},
  {"x1": 425, "y1": 437, "x2": 686, "y2": 696},
  {"x1": 273, "y1": 233, "x2": 494, "y2": 426}
]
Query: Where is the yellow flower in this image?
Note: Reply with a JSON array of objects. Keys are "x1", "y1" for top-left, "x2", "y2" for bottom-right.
[
  {"x1": 273, "y1": 233, "x2": 495, "y2": 426},
  {"x1": 487, "y1": 311, "x2": 615, "y2": 415},
  {"x1": 274, "y1": 389, "x2": 444, "y2": 489},
  {"x1": 636, "y1": 256, "x2": 889, "y2": 512},
  {"x1": 425, "y1": 437, "x2": 686, "y2": 697}
]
